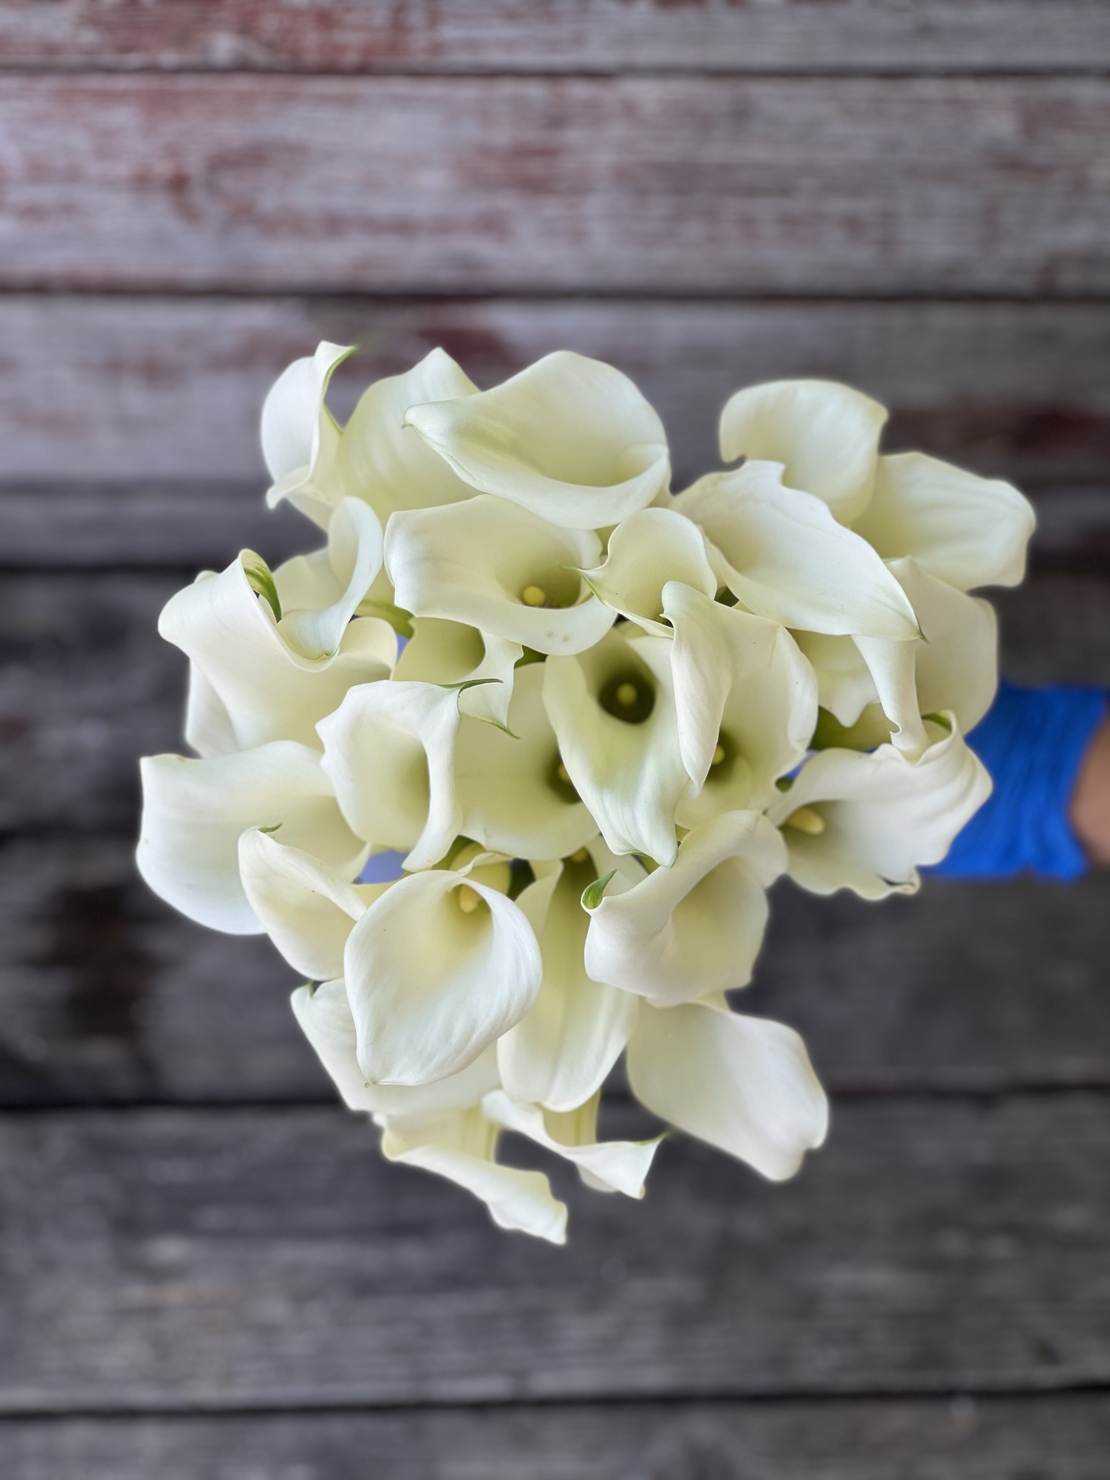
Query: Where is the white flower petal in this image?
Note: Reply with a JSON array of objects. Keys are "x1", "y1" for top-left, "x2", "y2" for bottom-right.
[
  {"x1": 262, "y1": 341, "x2": 352, "y2": 528},
  {"x1": 318, "y1": 680, "x2": 462, "y2": 870},
  {"x1": 404, "y1": 351, "x2": 670, "y2": 529},
  {"x1": 344, "y1": 868, "x2": 542, "y2": 1086},
  {"x1": 379, "y1": 1106, "x2": 567, "y2": 1243},
  {"x1": 768, "y1": 719, "x2": 992, "y2": 898},
  {"x1": 581, "y1": 508, "x2": 716, "y2": 635},
  {"x1": 854, "y1": 452, "x2": 1036, "y2": 591},
  {"x1": 542, "y1": 628, "x2": 689, "y2": 865},
  {"x1": 183, "y1": 662, "x2": 239, "y2": 757},
  {"x1": 499, "y1": 857, "x2": 639, "y2": 1110},
  {"x1": 627, "y1": 999, "x2": 828, "y2": 1182},
  {"x1": 394, "y1": 617, "x2": 521, "y2": 731},
  {"x1": 456, "y1": 662, "x2": 598, "y2": 861},
  {"x1": 676, "y1": 462, "x2": 919, "y2": 640},
  {"x1": 663, "y1": 582, "x2": 817, "y2": 814},
  {"x1": 238, "y1": 827, "x2": 376, "y2": 980},
  {"x1": 137, "y1": 742, "x2": 367, "y2": 934},
  {"x1": 160, "y1": 555, "x2": 392, "y2": 752},
  {"x1": 335, "y1": 347, "x2": 479, "y2": 520},
  {"x1": 483, "y1": 1090, "x2": 660, "y2": 1199},
  {"x1": 292, "y1": 979, "x2": 499, "y2": 1115},
  {"x1": 274, "y1": 498, "x2": 386, "y2": 661},
  {"x1": 719, "y1": 379, "x2": 887, "y2": 524},
  {"x1": 386, "y1": 495, "x2": 613, "y2": 656},
  {"x1": 791, "y1": 632, "x2": 878, "y2": 728},
  {"x1": 583, "y1": 811, "x2": 787, "y2": 1006}
]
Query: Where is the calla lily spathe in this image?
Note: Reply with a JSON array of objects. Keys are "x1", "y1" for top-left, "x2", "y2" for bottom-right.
[
  {"x1": 261, "y1": 340, "x2": 352, "y2": 529},
  {"x1": 581, "y1": 507, "x2": 717, "y2": 636},
  {"x1": 393, "y1": 617, "x2": 521, "y2": 731},
  {"x1": 404, "y1": 350, "x2": 670, "y2": 530},
  {"x1": 386, "y1": 494, "x2": 614, "y2": 656}
]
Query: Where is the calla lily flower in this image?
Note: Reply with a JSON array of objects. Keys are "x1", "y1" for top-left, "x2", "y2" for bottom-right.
[
  {"x1": 137, "y1": 742, "x2": 367, "y2": 934},
  {"x1": 379, "y1": 1106, "x2": 568, "y2": 1243},
  {"x1": 403, "y1": 350, "x2": 670, "y2": 530},
  {"x1": 482, "y1": 1090, "x2": 661, "y2": 1199},
  {"x1": 662, "y1": 582, "x2": 817, "y2": 821},
  {"x1": 675, "y1": 462, "x2": 919, "y2": 641},
  {"x1": 499, "y1": 853, "x2": 639, "y2": 1111},
  {"x1": 584, "y1": 811, "x2": 787, "y2": 1007},
  {"x1": 386, "y1": 494, "x2": 613, "y2": 656},
  {"x1": 627, "y1": 997, "x2": 828, "y2": 1181},
  {"x1": 543, "y1": 626, "x2": 689, "y2": 865},
  {"x1": 580, "y1": 507, "x2": 717, "y2": 636},
  {"x1": 160, "y1": 498, "x2": 393, "y2": 752},
  {"x1": 719, "y1": 379, "x2": 887, "y2": 525},
  {"x1": 334, "y1": 348, "x2": 479, "y2": 521},
  {"x1": 853, "y1": 451, "x2": 1035, "y2": 591},
  {"x1": 318, "y1": 680, "x2": 462, "y2": 871},
  {"x1": 344, "y1": 863, "x2": 543, "y2": 1086},
  {"x1": 292, "y1": 978, "x2": 501, "y2": 1117},
  {"x1": 767, "y1": 717, "x2": 992, "y2": 898},
  {"x1": 456, "y1": 661, "x2": 598, "y2": 860},
  {"x1": 394, "y1": 617, "x2": 521, "y2": 731},
  {"x1": 261, "y1": 341, "x2": 352, "y2": 529}
]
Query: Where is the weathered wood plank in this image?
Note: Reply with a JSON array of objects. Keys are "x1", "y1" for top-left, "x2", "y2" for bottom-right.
[
  {"x1": 2, "y1": 1393, "x2": 1109, "y2": 1480},
  {"x1": 2, "y1": 76, "x2": 1108, "y2": 295},
  {"x1": 6, "y1": 833, "x2": 1110, "y2": 1106},
  {"x1": 0, "y1": 296, "x2": 1108, "y2": 490},
  {"x1": 4, "y1": 1, "x2": 1110, "y2": 75},
  {"x1": 1, "y1": 570, "x2": 1104, "y2": 833},
  {"x1": 1, "y1": 1094, "x2": 1107, "y2": 1408}
]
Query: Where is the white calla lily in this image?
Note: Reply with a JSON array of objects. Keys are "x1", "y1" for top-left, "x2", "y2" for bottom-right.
[
  {"x1": 719, "y1": 378, "x2": 887, "y2": 525},
  {"x1": 292, "y1": 979, "x2": 500, "y2": 1115},
  {"x1": 499, "y1": 855, "x2": 639, "y2": 1111},
  {"x1": 662, "y1": 582, "x2": 817, "y2": 820},
  {"x1": 393, "y1": 617, "x2": 521, "y2": 731},
  {"x1": 137, "y1": 742, "x2": 367, "y2": 934},
  {"x1": 483, "y1": 1090, "x2": 660, "y2": 1199},
  {"x1": 379, "y1": 1106, "x2": 568, "y2": 1243},
  {"x1": 238, "y1": 827, "x2": 388, "y2": 980},
  {"x1": 334, "y1": 347, "x2": 479, "y2": 520},
  {"x1": 543, "y1": 627, "x2": 689, "y2": 865},
  {"x1": 581, "y1": 508, "x2": 717, "y2": 635},
  {"x1": 627, "y1": 998, "x2": 828, "y2": 1181},
  {"x1": 456, "y1": 662, "x2": 598, "y2": 860},
  {"x1": 318, "y1": 681, "x2": 462, "y2": 870},
  {"x1": 768, "y1": 717, "x2": 992, "y2": 898},
  {"x1": 852, "y1": 557, "x2": 999, "y2": 759},
  {"x1": 584, "y1": 811, "x2": 787, "y2": 1007},
  {"x1": 676, "y1": 462, "x2": 919, "y2": 640},
  {"x1": 854, "y1": 452, "x2": 1035, "y2": 591},
  {"x1": 386, "y1": 495, "x2": 613, "y2": 656},
  {"x1": 262, "y1": 341, "x2": 352, "y2": 528},
  {"x1": 344, "y1": 866, "x2": 542, "y2": 1086},
  {"x1": 160, "y1": 506, "x2": 392, "y2": 752},
  {"x1": 791, "y1": 632, "x2": 878, "y2": 729},
  {"x1": 403, "y1": 350, "x2": 670, "y2": 529}
]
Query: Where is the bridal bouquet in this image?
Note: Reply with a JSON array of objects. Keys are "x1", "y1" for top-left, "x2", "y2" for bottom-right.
[{"x1": 138, "y1": 347, "x2": 1034, "y2": 1242}]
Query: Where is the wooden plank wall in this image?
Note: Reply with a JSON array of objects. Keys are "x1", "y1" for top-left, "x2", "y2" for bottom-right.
[{"x1": 2, "y1": 5, "x2": 1110, "y2": 1475}]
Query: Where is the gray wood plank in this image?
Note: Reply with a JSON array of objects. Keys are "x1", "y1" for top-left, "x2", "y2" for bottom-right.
[
  {"x1": 0, "y1": 295, "x2": 1107, "y2": 490},
  {"x1": 0, "y1": 1094, "x2": 1107, "y2": 1408},
  {"x1": 1, "y1": 570, "x2": 1104, "y2": 833},
  {"x1": 2, "y1": 1393, "x2": 1110, "y2": 1480},
  {"x1": 4, "y1": 833, "x2": 1110, "y2": 1106},
  {"x1": 2, "y1": 76, "x2": 1108, "y2": 295},
  {"x1": 4, "y1": 1, "x2": 1110, "y2": 75}
]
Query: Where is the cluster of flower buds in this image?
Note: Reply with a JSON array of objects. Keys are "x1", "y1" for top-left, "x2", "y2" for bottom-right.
[{"x1": 138, "y1": 347, "x2": 1034, "y2": 1242}]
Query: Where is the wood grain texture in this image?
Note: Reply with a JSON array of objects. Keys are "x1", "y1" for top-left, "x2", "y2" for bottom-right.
[
  {"x1": 1, "y1": 1094, "x2": 1108, "y2": 1409},
  {"x1": 1, "y1": 570, "x2": 1105, "y2": 833},
  {"x1": 2, "y1": 76, "x2": 1108, "y2": 295},
  {"x1": 4, "y1": 1, "x2": 1110, "y2": 75},
  {"x1": 0, "y1": 296, "x2": 1108, "y2": 491},
  {"x1": 3, "y1": 832, "x2": 1110, "y2": 1107},
  {"x1": 2, "y1": 1393, "x2": 1109, "y2": 1480}
]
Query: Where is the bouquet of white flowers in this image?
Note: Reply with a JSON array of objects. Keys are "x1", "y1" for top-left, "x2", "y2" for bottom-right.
[{"x1": 138, "y1": 347, "x2": 1034, "y2": 1242}]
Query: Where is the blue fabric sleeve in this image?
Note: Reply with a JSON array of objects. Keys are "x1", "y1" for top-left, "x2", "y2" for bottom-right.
[{"x1": 930, "y1": 681, "x2": 1108, "y2": 881}]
